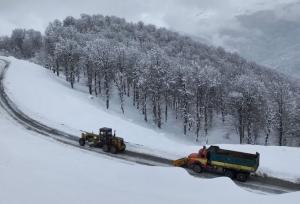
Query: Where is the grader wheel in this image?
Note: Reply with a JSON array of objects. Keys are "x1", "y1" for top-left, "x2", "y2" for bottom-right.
[
  {"x1": 110, "y1": 146, "x2": 117, "y2": 154},
  {"x1": 103, "y1": 144, "x2": 110, "y2": 152},
  {"x1": 79, "y1": 138, "x2": 86, "y2": 146}
]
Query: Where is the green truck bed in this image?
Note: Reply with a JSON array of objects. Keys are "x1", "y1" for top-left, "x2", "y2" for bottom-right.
[{"x1": 208, "y1": 146, "x2": 260, "y2": 173}]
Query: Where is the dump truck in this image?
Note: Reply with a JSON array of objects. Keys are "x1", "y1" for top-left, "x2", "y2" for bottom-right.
[
  {"x1": 173, "y1": 146, "x2": 260, "y2": 182},
  {"x1": 79, "y1": 127, "x2": 126, "y2": 154}
]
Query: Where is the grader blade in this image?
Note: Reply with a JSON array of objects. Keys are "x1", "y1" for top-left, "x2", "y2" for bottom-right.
[{"x1": 172, "y1": 157, "x2": 188, "y2": 167}]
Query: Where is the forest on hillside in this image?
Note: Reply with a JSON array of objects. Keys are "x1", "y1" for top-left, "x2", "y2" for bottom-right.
[{"x1": 0, "y1": 14, "x2": 299, "y2": 146}]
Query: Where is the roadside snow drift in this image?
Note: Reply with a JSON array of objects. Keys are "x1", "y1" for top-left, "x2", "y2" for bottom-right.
[{"x1": 1, "y1": 56, "x2": 300, "y2": 183}]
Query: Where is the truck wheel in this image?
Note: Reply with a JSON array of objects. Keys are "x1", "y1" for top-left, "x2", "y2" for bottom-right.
[
  {"x1": 236, "y1": 173, "x2": 248, "y2": 182},
  {"x1": 110, "y1": 146, "x2": 117, "y2": 154},
  {"x1": 103, "y1": 144, "x2": 110, "y2": 152},
  {"x1": 79, "y1": 138, "x2": 85, "y2": 146},
  {"x1": 224, "y1": 170, "x2": 235, "y2": 179},
  {"x1": 187, "y1": 162, "x2": 194, "y2": 169},
  {"x1": 192, "y1": 164, "x2": 202, "y2": 173}
]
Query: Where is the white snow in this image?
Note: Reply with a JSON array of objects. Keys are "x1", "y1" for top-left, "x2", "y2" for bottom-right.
[
  {"x1": 1, "y1": 56, "x2": 300, "y2": 183},
  {"x1": 1, "y1": 57, "x2": 300, "y2": 203},
  {"x1": 2, "y1": 103, "x2": 300, "y2": 203}
]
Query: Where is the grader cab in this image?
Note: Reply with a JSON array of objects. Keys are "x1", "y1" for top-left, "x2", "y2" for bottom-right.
[{"x1": 79, "y1": 127, "x2": 126, "y2": 154}]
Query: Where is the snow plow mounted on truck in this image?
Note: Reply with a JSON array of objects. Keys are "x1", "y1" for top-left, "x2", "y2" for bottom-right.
[
  {"x1": 173, "y1": 146, "x2": 260, "y2": 182},
  {"x1": 79, "y1": 127, "x2": 126, "y2": 154}
]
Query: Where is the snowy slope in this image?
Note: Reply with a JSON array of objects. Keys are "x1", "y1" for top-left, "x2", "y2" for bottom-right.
[
  {"x1": 2, "y1": 99, "x2": 300, "y2": 203},
  {"x1": 2, "y1": 57, "x2": 201, "y2": 157},
  {"x1": 1, "y1": 56, "x2": 300, "y2": 183}
]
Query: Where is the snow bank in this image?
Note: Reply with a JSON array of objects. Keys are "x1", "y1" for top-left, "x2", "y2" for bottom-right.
[
  {"x1": 1, "y1": 107, "x2": 300, "y2": 203},
  {"x1": 0, "y1": 60, "x2": 5, "y2": 68},
  {"x1": 2, "y1": 56, "x2": 300, "y2": 183}
]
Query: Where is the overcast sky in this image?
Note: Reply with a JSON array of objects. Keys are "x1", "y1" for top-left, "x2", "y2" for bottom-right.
[
  {"x1": 1, "y1": 0, "x2": 300, "y2": 75},
  {"x1": 0, "y1": 0, "x2": 297, "y2": 41}
]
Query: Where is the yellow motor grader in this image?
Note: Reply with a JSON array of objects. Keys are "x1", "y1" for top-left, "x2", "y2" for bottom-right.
[{"x1": 79, "y1": 127, "x2": 126, "y2": 154}]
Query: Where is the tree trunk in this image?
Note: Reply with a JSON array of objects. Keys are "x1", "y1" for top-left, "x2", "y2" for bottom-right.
[
  {"x1": 127, "y1": 80, "x2": 130, "y2": 97},
  {"x1": 55, "y1": 59, "x2": 59, "y2": 76},
  {"x1": 136, "y1": 87, "x2": 140, "y2": 109},
  {"x1": 65, "y1": 66, "x2": 69, "y2": 81},
  {"x1": 165, "y1": 94, "x2": 168, "y2": 122},
  {"x1": 70, "y1": 67, "x2": 74, "y2": 89},
  {"x1": 158, "y1": 101, "x2": 161, "y2": 128},
  {"x1": 238, "y1": 107, "x2": 244, "y2": 144},
  {"x1": 144, "y1": 94, "x2": 148, "y2": 122},
  {"x1": 120, "y1": 91, "x2": 124, "y2": 114},
  {"x1": 183, "y1": 102, "x2": 188, "y2": 135},
  {"x1": 87, "y1": 64, "x2": 92, "y2": 95},
  {"x1": 196, "y1": 90, "x2": 200, "y2": 142},
  {"x1": 88, "y1": 85, "x2": 92, "y2": 95},
  {"x1": 247, "y1": 121, "x2": 252, "y2": 144},
  {"x1": 175, "y1": 101, "x2": 178, "y2": 120},
  {"x1": 264, "y1": 118, "x2": 271, "y2": 145},
  {"x1": 156, "y1": 94, "x2": 161, "y2": 128},
  {"x1": 279, "y1": 105, "x2": 283, "y2": 146},
  {"x1": 204, "y1": 105, "x2": 208, "y2": 136},
  {"x1": 152, "y1": 97, "x2": 157, "y2": 125},
  {"x1": 133, "y1": 83, "x2": 136, "y2": 106},
  {"x1": 264, "y1": 130, "x2": 270, "y2": 146},
  {"x1": 70, "y1": 79, "x2": 74, "y2": 88},
  {"x1": 208, "y1": 106, "x2": 213, "y2": 128},
  {"x1": 105, "y1": 73, "x2": 109, "y2": 109},
  {"x1": 94, "y1": 72, "x2": 97, "y2": 96},
  {"x1": 165, "y1": 104, "x2": 168, "y2": 122},
  {"x1": 115, "y1": 77, "x2": 125, "y2": 114},
  {"x1": 221, "y1": 109, "x2": 225, "y2": 123}
]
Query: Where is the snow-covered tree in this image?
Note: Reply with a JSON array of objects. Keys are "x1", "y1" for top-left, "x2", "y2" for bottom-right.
[{"x1": 3, "y1": 14, "x2": 297, "y2": 145}]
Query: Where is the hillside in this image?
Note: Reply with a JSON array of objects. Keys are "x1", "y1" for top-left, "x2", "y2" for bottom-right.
[
  {"x1": 42, "y1": 14, "x2": 299, "y2": 146},
  {"x1": 2, "y1": 56, "x2": 300, "y2": 183},
  {"x1": 1, "y1": 14, "x2": 299, "y2": 146},
  {"x1": 1, "y1": 3, "x2": 300, "y2": 204}
]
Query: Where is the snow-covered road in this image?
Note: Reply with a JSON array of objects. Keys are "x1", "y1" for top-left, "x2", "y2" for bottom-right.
[{"x1": 2, "y1": 111, "x2": 300, "y2": 204}]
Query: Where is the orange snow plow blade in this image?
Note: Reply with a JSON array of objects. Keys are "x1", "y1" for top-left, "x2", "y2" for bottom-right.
[{"x1": 172, "y1": 157, "x2": 188, "y2": 167}]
